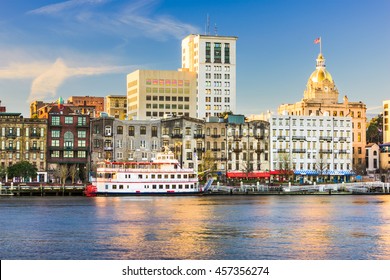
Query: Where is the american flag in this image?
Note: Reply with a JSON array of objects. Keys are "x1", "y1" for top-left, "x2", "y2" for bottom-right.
[{"x1": 314, "y1": 37, "x2": 321, "y2": 44}]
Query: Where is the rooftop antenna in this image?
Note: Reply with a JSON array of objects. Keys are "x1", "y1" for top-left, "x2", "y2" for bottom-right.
[{"x1": 214, "y1": 23, "x2": 218, "y2": 36}]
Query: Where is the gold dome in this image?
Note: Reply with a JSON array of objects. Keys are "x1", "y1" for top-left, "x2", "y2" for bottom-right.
[{"x1": 309, "y1": 68, "x2": 333, "y2": 83}]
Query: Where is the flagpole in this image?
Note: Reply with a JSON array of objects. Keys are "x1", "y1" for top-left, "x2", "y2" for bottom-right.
[{"x1": 320, "y1": 36, "x2": 322, "y2": 54}]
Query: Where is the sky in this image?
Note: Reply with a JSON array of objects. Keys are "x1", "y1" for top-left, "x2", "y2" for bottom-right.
[{"x1": 0, "y1": 0, "x2": 389, "y2": 118}]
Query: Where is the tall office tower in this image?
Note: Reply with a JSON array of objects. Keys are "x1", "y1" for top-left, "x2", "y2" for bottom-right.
[{"x1": 182, "y1": 34, "x2": 238, "y2": 118}]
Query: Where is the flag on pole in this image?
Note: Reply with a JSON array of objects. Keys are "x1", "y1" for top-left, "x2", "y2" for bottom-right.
[{"x1": 314, "y1": 37, "x2": 321, "y2": 44}]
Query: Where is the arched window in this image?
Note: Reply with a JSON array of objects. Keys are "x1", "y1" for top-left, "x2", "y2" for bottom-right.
[{"x1": 64, "y1": 131, "x2": 74, "y2": 148}]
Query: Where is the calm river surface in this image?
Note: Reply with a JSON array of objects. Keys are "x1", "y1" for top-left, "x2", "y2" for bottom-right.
[{"x1": 1, "y1": 195, "x2": 390, "y2": 260}]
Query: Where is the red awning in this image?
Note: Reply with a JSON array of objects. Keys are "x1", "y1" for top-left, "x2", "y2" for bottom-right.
[{"x1": 226, "y1": 171, "x2": 270, "y2": 178}]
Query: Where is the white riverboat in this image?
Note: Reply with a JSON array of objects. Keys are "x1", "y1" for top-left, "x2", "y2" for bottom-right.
[{"x1": 90, "y1": 149, "x2": 200, "y2": 195}]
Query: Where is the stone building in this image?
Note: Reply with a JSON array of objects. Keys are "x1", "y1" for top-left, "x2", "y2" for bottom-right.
[
  {"x1": 278, "y1": 52, "x2": 366, "y2": 171},
  {"x1": 0, "y1": 112, "x2": 47, "y2": 182}
]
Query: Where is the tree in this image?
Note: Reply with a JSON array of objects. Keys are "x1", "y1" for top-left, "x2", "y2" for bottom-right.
[
  {"x1": 199, "y1": 150, "x2": 216, "y2": 180},
  {"x1": 59, "y1": 165, "x2": 69, "y2": 186},
  {"x1": 315, "y1": 154, "x2": 328, "y2": 182},
  {"x1": 278, "y1": 153, "x2": 291, "y2": 182},
  {"x1": 69, "y1": 164, "x2": 78, "y2": 184},
  {"x1": 0, "y1": 166, "x2": 7, "y2": 182},
  {"x1": 366, "y1": 114, "x2": 383, "y2": 144},
  {"x1": 7, "y1": 161, "x2": 37, "y2": 182}
]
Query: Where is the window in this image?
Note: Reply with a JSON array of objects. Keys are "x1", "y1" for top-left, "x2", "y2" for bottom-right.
[
  {"x1": 214, "y1": 42, "x2": 221, "y2": 63},
  {"x1": 129, "y1": 126, "x2": 135, "y2": 136},
  {"x1": 51, "y1": 130, "x2": 60, "y2": 138},
  {"x1": 64, "y1": 150, "x2": 74, "y2": 158},
  {"x1": 51, "y1": 150, "x2": 60, "y2": 158},
  {"x1": 117, "y1": 126, "x2": 123, "y2": 134},
  {"x1": 64, "y1": 131, "x2": 74, "y2": 148},
  {"x1": 78, "y1": 130, "x2": 86, "y2": 138},
  {"x1": 105, "y1": 126, "x2": 112, "y2": 136},
  {"x1": 140, "y1": 126, "x2": 146, "y2": 135},
  {"x1": 151, "y1": 126, "x2": 158, "y2": 137},
  {"x1": 51, "y1": 139, "x2": 60, "y2": 147},
  {"x1": 51, "y1": 116, "x2": 60, "y2": 126},
  {"x1": 78, "y1": 151, "x2": 86, "y2": 158},
  {"x1": 65, "y1": 116, "x2": 73, "y2": 124},
  {"x1": 78, "y1": 140, "x2": 86, "y2": 147},
  {"x1": 77, "y1": 116, "x2": 86, "y2": 126}
]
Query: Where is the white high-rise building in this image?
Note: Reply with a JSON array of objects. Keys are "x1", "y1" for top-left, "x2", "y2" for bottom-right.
[{"x1": 182, "y1": 34, "x2": 238, "y2": 119}]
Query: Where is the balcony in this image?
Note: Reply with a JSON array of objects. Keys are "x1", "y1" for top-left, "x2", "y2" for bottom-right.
[
  {"x1": 292, "y1": 136, "x2": 306, "y2": 141},
  {"x1": 233, "y1": 148, "x2": 242, "y2": 153},
  {"x1": 277, "y1": 149, "x2": 288, "y2": 153},
  {"x1": 277, "y1": 136, "x2": 286, "y2": 140},
  {"x1": 211, "y1": 134, "x2": 221, "y2": 138},
  {"x1": 171, "y1": 133, "x2": 183, "y2": 139},
  {"x1": 233, "y1": 135, "x2": 242, "y2": 141},
  {"x1": 254, "y1": 135, "x2": 264, "y2": 140},
  {"x1": 319, "y1": 136, "x2": 333, "y2": 142},
  {"x1": 29, "y1": 147, "x2": 41, "y2": 151},
  {"x1": 211, "y1": 148, "x2": 221, "y2": 151},
  {"x1": 30, "y1": 133, "x2": 41, "y2": 138},
  {"x1": 193, "y1": 134, "x2": 205, "y2": 139},
  {"x1": 255, "y1": 148, "x2": 265, "y2": 153},
  {"x1": 339, "y1": 137, "x2": 348, "y2": 142},
  {"x1": 319, "y1": 149, "x2": 333, "y2": 154},
  {"x1": 338, "y1": 149, "x2": 349, "y2": 154},
  {"x1": 104, "y1": 146, "x2": 113, "y2": 151},
  {"x1": 195, "y1": 147, "x2": 205, "y2": 153},
  {"x1": 292, "y1": 148, "x2": 306, "y2": 153},
  {"x1": 5, "y1": 133, "x2": 17, "y2": 139}
]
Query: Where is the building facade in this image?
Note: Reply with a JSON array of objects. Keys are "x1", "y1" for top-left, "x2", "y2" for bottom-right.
[
  {"x1": 46, "y1": 106, "x2": 90, "y2": 182},
  {"x1": 182, "y1": 34, "x2": 238, "y2": 118},
  {"x1": 0, "y1": 112, "x2": 47, "y2": 182},
  {"x1": 383, "y1": 100, "x2": 390, "y2": 143},
  {"x1": 270, "y1": 114, "x2": 353, "y2": 182},
  {"x1": 105, "y1": 95, "x2": 127, "y2": 120},
  {"x1": 365, "y1": 143, "x2": 380, "y2": 178},
  {"x1": 67, "y1": 96, "x2": 104, "y2": 116},
  {"x1": 161, "y1": 116, "x2": 205, "y2": 170},
  {"x1": 126, "y1": 70, "x2": 197, "y2": 120},
  {"x1": 278, "y1": 53, "x2": 366, "y2": 171}
]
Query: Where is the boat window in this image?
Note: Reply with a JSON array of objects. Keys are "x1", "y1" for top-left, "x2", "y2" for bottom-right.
[
  {"x1": 138, "y1": 174, "x2": 142, "y2": 179},
  {"x1": 158, "y1": 174, "x2": 162, "y2": 179},
  {"x1": 172, "y1": 185, "x2": 176, "y2": 189},
  {"x1": 152, "y1": 185, "x2": 157, "y2": 189},
  {"x1": 191, "y1": 185, "x2": 194, "y2": 189},
  {"x1": 112, "y1": 185, "x2": 117, "y2": 189},
  {"x1": 165, "y1": 185, "x2": 169, "y2": 189},
  {"x1": 164, "y1": 174, "x2": 168, "y2": 179},
  {"x1": 185, "y1": 185, "x2": 189, "y2": 189},
  {"x1": 177, "y1": 174, "x2": 181, "y2": 179},
  {"x1": 159, "y1": 185, "x2": 163, "y2": 189},
  {"x1": 178, "y1": 184, "x2": 183, "y2": 189},
  {"x1": 171, "y1": 174, "x2": 175, "y2": 179},
  {"x1": 151, "y1": 174, "x2": 155, "y2": 179},
  {"x1": 105, "y1": 185, "x2": 108, "y2": 189},
  {"x1": 119, "y1": 185, "x2": 123, "y2": 189},
  {"x1": 184, "y1": 174, "x2": 188, "y2": 179}
]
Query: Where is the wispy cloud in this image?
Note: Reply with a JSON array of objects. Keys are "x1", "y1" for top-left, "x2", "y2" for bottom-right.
[
  {"x1": 28, "y1": 0, "x2": 109, "y2": 15},
  {"x1": 28, "y1": 0, "x2": 199, "y2": 40},
  {"x1": 28, "y1": 58, "x2": 131, "y2": 102},
  {"x1": 0, "y1": 56, "x2": 132, "y2": 102}
]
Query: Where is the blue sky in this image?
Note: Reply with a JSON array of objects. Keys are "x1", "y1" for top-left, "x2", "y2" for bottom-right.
[{"x1": 0, "y1": 0, "x2": 389, "y2": 117}]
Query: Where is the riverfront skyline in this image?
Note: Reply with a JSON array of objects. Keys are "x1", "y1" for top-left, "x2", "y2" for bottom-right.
[{"x1": 0, "y1": 0, "x2": 389, "y2": 117}]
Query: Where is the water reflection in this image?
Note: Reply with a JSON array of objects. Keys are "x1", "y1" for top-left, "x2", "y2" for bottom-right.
[{"x1": 2, "y1": 195, "x2": 390, "y2": 259}]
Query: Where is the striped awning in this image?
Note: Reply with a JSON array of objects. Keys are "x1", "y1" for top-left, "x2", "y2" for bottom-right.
[{"x1": 294, "y1": 170, "x2": 355, "y2": 176}]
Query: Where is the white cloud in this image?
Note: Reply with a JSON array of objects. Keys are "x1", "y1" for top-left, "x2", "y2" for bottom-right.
[
  {"x1": 28, "y1": 0, "x2": 109, "y2": 15},
  {"x1": 28, "y1": 0, "x2": 200, "y2": 40},
  {"x1": 27, "y1": 58, "x2": 131, "y2": 102}
]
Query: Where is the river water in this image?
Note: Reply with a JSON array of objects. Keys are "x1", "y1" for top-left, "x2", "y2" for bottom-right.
[{"x1": 1, "y1": 195, "x2": 390, "y2": 260}]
